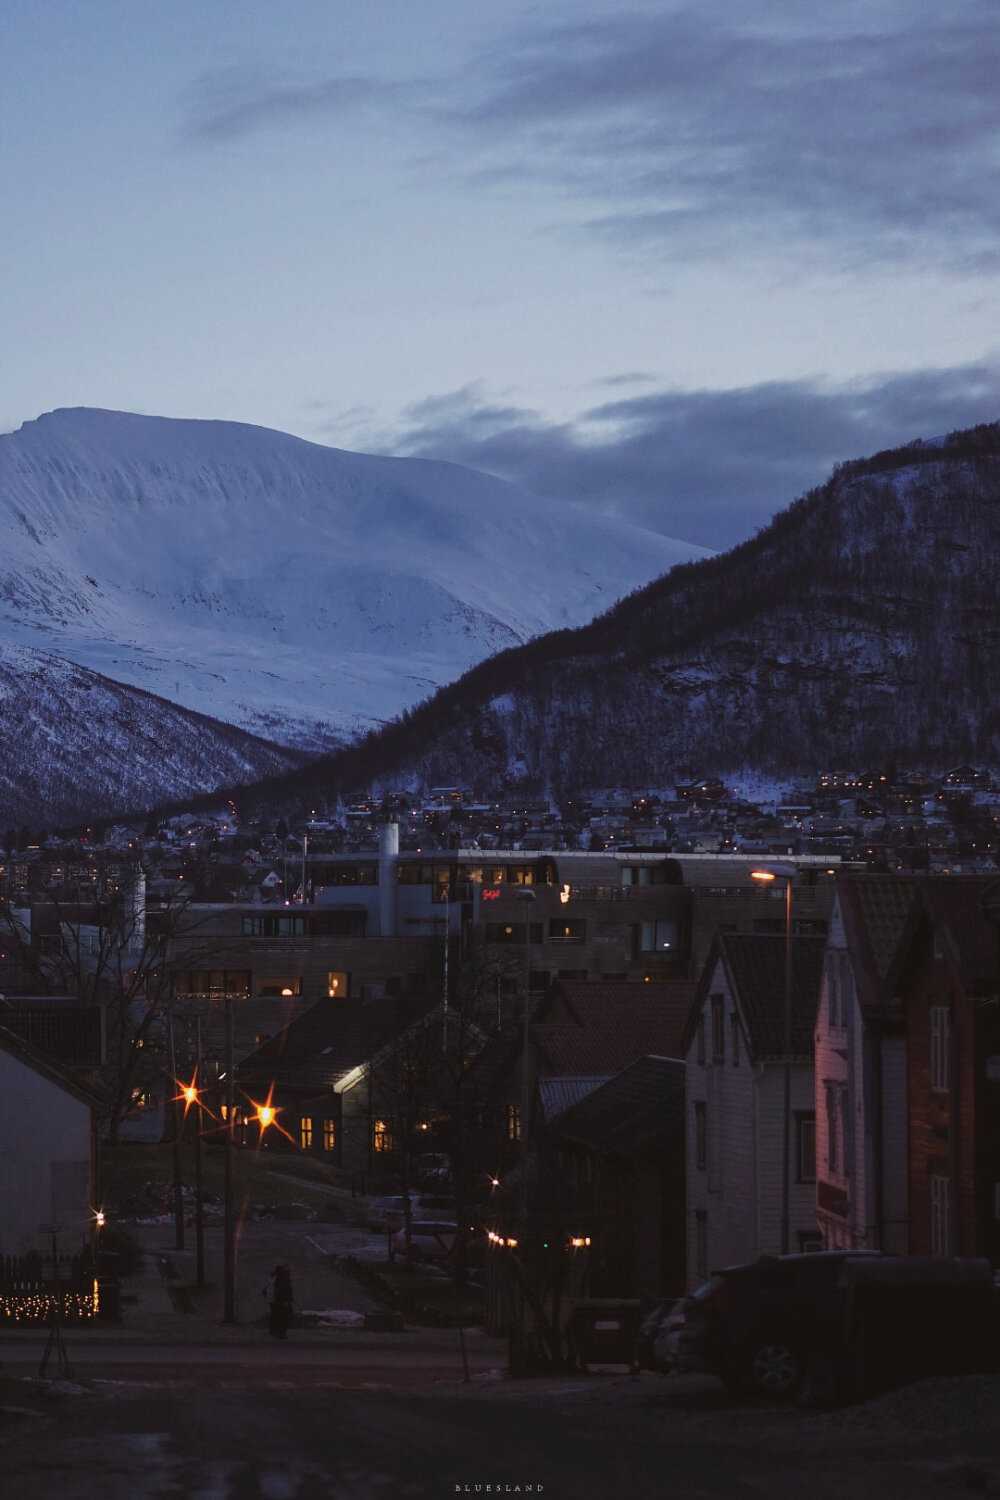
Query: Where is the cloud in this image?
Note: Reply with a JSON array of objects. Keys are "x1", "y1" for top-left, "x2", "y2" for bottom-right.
[
  {"x1": 181, "y1": 69, "x2": 398, "y2": 143},
  {"x1": 380, "y1": 363, "x2": 1000, "y2": 549},
  {"x1": 447, "y1": 2, "x2": 1000, "y2": 270}
]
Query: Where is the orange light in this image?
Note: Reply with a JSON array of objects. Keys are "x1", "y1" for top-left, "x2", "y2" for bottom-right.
[
  {"x1": 750, "y1": 869, "x2": 776, "y2": 883},
  {"x1": 257, "y1": 1105, "x2": 276, "y2": 1128}
]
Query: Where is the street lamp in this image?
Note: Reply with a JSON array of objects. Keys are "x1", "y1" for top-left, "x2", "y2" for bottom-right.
[
  {"x1": 750, "y1": 862, "x2": 797, "y2": 1256},
  {"x1": 516, "y1": 888, "x2": 537, "y2": 1239}
]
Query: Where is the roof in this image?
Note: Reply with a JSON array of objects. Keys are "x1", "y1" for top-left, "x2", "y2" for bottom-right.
[
  {"x1": 533, "y1": 979, "x2": 697, "y2": 1072},
  {"x1": 545, "y1": 1055, "x2": 685, "y2": 1156},
  {"x1": 0, "y1": 997, "x2": 103, "y2": 1067},
  {"x1": 537, "y1": 1075, "x2": 610, "y2": 1123},
  {"x1": 837, "y1": 877, "x2": 923, "y2": 1015},
  {"x1": 0, "y1": 1022, "x2": 108, "y2": 1110},
  {"x1": 236, "y1": 1001, "x2": 391, "y2": 1093},
  {"x1": 701, "y1": 933, "x2": 826, "y2": 1061}
]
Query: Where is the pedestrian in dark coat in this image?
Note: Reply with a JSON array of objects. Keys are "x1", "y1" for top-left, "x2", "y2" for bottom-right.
[{"x1": 265, "y1": 1262, "x2": 294, "y2": 1338}]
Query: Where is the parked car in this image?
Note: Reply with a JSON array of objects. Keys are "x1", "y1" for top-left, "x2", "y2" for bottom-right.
[
  {"x1": 390, "y1": 1221, "x2": 460, "y2": 1262},
  {"x1": 655, "y1": 1252, "x2": 999, "y2": 1403},
  {"x1": 367, "y1": 1194, "x2": 455, "y2": 1234}
]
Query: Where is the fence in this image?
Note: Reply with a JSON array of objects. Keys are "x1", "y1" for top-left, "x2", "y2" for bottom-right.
[{"x1": 0, "y1": 1250, "x2": 98, "y2": 1324}]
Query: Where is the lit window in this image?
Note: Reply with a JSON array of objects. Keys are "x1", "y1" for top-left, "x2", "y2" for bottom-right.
[
  {"x1": 327, "y1": 971, "x2": 348, "y2": 998},
  {"x1": 373, "y1": 1118, "x2": 393, "y2": 1153},
  {"x1": 506, "y1": 1103, "x2": 520, "y2": 1142},
  {"x1": 300, "y1": 1117, "x2": 313, "y2": 1150},
  {"x1": 323, "y1": 1120, "x2": 336, "y2": 1152},
  {"x1": 257, "y1": 976, "x2": 302, "y2": 997}
]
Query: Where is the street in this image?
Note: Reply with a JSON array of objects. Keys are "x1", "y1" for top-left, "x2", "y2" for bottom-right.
[{"x1": 2, "y1": 1211, "x2": 1000, "y2": 1497}]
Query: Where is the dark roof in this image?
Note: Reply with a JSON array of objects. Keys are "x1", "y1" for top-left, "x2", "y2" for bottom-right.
[
  {"x1": 0, "y1": 1022, "x2": 108, "y2": 1109},
  {"x1": 534, "y1": 979, "x2": 696, "y2": 1073},
  {"x1": 0, "y1": 997, "x2": 103, "y2": 1067},
  {"x1": 236, "y1": 1001, "x2": 391, "y2": 1093},
  {"x1": 837, "y1": 877, "x2": 923, "y2": 1014},
  {"x1": 545, "y1": 1055, "x2": 685, "y2": 1156},
  {"x1": 715, "y1": 933, "x2": 825, "y2": 1061},
  {"x1": 538, "y1": 1075, "x2": 610, "y2": 1123},
  {"x1": 921, "y1": 878, "x2": 999, "y2": 996}
]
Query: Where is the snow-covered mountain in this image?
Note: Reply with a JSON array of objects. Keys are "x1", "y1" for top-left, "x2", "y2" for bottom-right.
[
  {"x1": 0, "y1": 643, "x2": 302, "y2": 829},
  {"x1": 263, "y1": 423, "x2": 1000, "y2": 800},
  {"x1": 0, "y1": 408, "x2": 708, "y2": 752}
]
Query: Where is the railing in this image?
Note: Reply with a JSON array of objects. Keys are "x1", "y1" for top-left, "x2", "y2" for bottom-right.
[{"x1": 0, "y1": 1251, "x2": 97, "y2": 1324}]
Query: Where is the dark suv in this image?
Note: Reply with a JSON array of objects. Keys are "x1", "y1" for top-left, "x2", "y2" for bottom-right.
[{"x1": 652, "y1": 1251, "x2": 998, "y2": 1402}]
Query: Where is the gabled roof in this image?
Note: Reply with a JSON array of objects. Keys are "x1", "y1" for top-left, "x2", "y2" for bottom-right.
[
  {"x1": 693, "y1": 932, "x2": 825, "y2": 1061},
  {"x1": 545, "y1": 1055, "x2": 685, "y2": 1156},
  {"x1": 0, "y1": 1022, "x2": 108, "y2": 1110},
  {"x1": 836, "y1": 877, "x2": 923, "y2": 1015},
  {"x1": 884, "y1": 876, "x2": 1000, "y2": 1001},
  {"x1": 237, "y1": 1001, "x2": 391, "y2": 1093},
  {"x1": 532, "y1": 979, "x2": 697, "y2": 1073},
  {"x1": 0, "y1": 997, "x2": 103, "y2": 1067},
  {"x1": 537, "y1": 1075, "x2": 610, "y2": 1123}
]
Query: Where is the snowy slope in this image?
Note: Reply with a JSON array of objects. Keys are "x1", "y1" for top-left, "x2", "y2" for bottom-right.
[
  {"x1": 0, "y1": 643, "x2": 302, "y2": 828},
  {"x1": 0, "y1": 408, "x2": 709, "y2": 750}
]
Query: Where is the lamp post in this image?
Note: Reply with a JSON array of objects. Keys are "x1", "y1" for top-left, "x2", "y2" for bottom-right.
[
  {"x1": 751, "y1": 862, "x2": 797, "y2": 1256},
  {"x1": 516, "y1": 888, "x2": 537, "y2": 1240},
  {"x1": 223, "y1": 992, "x2": 236, "y2": 1324}
]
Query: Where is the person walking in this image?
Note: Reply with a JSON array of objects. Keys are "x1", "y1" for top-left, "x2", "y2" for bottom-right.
[{"x1": 264, "y1": 1262, "x2": 294, "y2": 1339}]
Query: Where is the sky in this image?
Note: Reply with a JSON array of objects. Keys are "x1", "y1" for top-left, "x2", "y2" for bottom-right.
[{"x1": 3, "y1": 0, "x2": 999, "y2": 548}]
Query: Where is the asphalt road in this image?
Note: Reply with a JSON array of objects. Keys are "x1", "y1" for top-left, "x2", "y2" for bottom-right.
[{"x1": 3, "y1": 1373, "x2": 1000, "y2": 1500}]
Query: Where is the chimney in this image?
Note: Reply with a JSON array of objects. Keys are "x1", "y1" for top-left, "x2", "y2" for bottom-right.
[{"x1": 379, "y1": 821, "x2": 399, "y2": 936}]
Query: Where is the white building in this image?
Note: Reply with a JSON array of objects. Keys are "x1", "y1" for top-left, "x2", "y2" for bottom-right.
[
  {"x1": 684, "y1": 932, "x2": 825, "y2": 1288},
  {"x1": 0, "y1": 1024, "x2": 103, "y2": 1257}
]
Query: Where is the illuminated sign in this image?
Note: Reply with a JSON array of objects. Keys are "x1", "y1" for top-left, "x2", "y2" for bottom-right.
[{"x1": 481, "y1": 888, "x2": 501, "y2": 901}]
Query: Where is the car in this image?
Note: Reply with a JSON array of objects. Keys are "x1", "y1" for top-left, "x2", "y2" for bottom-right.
[
  {"x1": 366, "y1": 1196, "x2": 407, "y2": 1233},
  {"x1": 390, "y1": 1220, "x2": 460, "y2": 1262},
  {"x1": 657, "y1": 1252, "x2": 999, "y2": 1404},
  {"x1": 367, "y1": 1194, "x2": 456, "y2": 1235}
]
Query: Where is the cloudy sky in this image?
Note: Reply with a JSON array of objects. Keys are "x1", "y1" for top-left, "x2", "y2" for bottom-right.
[{"x1": 4, "y1": 0, "x2": 999, "y2": 547}]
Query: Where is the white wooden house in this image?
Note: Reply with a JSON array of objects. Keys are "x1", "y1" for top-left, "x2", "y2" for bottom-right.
[
  {"x1": 813, "y1": 878, "x2": 916, "y2": 1253},
  {"x1": 684, "y1": 933, "x2": 825, "y2": 1288},
  {"x1": 0, "y1": 1024, "x2": 104, "y2": 1258}
]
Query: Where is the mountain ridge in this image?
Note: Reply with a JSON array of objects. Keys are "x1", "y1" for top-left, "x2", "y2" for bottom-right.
[{"x1": 207, "y1": 422, "x2": 1000, "y2": 809}]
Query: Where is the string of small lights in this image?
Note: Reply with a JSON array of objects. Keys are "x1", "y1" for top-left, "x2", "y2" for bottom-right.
[{"x1": 0, "y1": 1282, "x2": 98, "y2": 1324}]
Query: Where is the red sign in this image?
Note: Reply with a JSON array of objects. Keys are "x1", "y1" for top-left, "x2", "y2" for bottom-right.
[{"x1": 481, "y1": 888, "x2": 501, "y2": 901}]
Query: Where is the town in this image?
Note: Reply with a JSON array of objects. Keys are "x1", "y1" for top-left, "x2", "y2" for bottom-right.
[{"x1": 3, "y1": 761, "x2": 999, "y2": 1408}]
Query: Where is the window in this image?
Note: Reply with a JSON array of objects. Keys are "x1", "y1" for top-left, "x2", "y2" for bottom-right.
[
  {"x1": 638, "y1": 918, "x2": 680, "y2": 951},
  {"x1": 730, "y1": 1014, "x2": 740, "y2": 1067},
  {"x1": 484, "y1": 922, "x2": 542, "y2": 945},
  {"x1": 826, "y1": 1082, "x2": 839, "y2": 1174},
  {"x1": 694, "y1": 1102, "x2": 707, "y2": 1169},
  {"x1": 506, "y1": 1103, "x2": 521, "y2": 1142},
  {"x1": 299, "y1": 1117, "x2": 313, "y2": 1150},
  {"x1": 827, "y1": 956, "x2": 840, "y2": 1028},
  {"x1": 257, "y1": 975, "x2": 302, "y2": 997},
  {"x1": 797, "y1": 1231, "x2": 823, "y2": 1253},
  {"x1": 930, "y1": 1006, "x2": 950, "y2": 1092},
  {"x1": 711, "y1": 995, "x2": 725, "y2": 1061},
  {"x1": 697, "y1": 1015, "x2": 706, "y2": 1066},
  {"x1": 322, "y1": 1120, "x2": 336, "y2": 1153},
  {"x1": 930, "y1": 1173, "x2": 950, "y2": 1256},
  {"x1": 548, "y1": 918, "x2": 586, "y2": 942},
  {"x1": 796, "y1": 1111, "x2": 816, "y2": 1183},
  {"x1": 327, "y1": 971, "x2": 349, "y2": 998},
  {"x1": 695, "y1": 1211, "x2": 708, "y2": 1281},
  {"x1": 372, "y1": 1118, "x2": 393, "y2": 1153}
]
